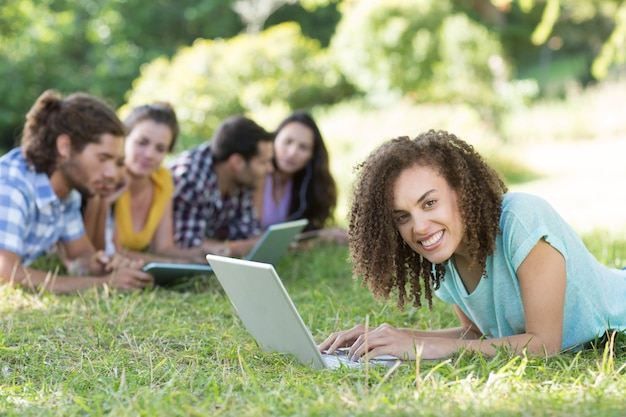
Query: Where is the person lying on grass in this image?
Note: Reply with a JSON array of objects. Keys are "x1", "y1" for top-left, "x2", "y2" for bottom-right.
[
  {"x1": 95, "y1": 102, "x2": 213, "y2": 263},
  {"x1": 319, "y1": 129, "x2": 626, "y2": 361},
  {"x1": 0, "y1": 89, "x2": 153, "y2": 293},
  {"x1": 167, "y1": 115, "x2": 275, "y2": 257},
  {"x1": 253, "y1": 110, "x2": 348, "y2": 245}
]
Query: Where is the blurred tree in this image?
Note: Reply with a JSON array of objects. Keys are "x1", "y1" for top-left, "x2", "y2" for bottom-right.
[
  {"x1": 592, "y1": 1, "x2": 626, "y2": 79},
  {"x1": 450, "y1": 0, "x2": 623, "y2": 96},
  {"x1": 233, "y1": 0, "x2": 298, "y2": 33},
  {"x1": 2, "y1": 0, "x2": 621, "y2": 151},
  {"x1": 265, "y1": 0, "x2": 341, "y2": 47},
  {"x1": 493, "y1": 0, "x2": 625, "y2": 82},
  {"x1": 0, "y1": 0, "x2": 347, "y2": 151},
  {"x1": 0, "y1": 0, "x2": 243, "y2": 150},
  {"x1": 330, "y1": 0, "x2": 453, "y2": 102},
  {"x1": 330, "y1": 0, "x2": 511, "y2": 108},
  {"x1": 124, "y1": 22, "x2": 356, "y2": 149}
]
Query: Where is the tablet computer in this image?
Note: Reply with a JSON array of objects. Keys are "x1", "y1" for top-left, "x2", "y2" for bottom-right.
[
  {"x1": 142, "y1": 218, "x2": 308, "y2": 285},
  {"x1": 142, "y1": 262, "x2": 216, "y2": 285}
]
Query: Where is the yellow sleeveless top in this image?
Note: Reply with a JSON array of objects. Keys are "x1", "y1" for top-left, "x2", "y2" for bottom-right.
[{"x1": 115, "y1": 166, "x2": 174, "y2": 251}]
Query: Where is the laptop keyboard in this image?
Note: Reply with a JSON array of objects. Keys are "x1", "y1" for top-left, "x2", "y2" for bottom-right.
[
  {"x1": 322, "y1": 353, "x2": 363, "y2": 369},
  {"x1": 321, "y1": 349, "x2": 399, "y2": 369}
]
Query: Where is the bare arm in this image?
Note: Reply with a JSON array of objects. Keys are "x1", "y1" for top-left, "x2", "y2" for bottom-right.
[
  {"x1": 0, "y1": 248, "x2": 152, "y2": 294},
  {"x1": 201, "y1": 235, "x2": 261, "y2": 258},
  {"x1": 0, "y1": 248, "x2": 105, "y2": 293},
  {"x1": 83, "y1": 176, "x2": 129, "y2": 252},
  {"x1": 319, "y1": 308, "x2": 482, "y2": 359},
  {"x1": 59, "y1": 234, "x2": 105, "y2": 275},
  {"x1": 150, "y1": 200, "x2": 206, "y2": 263},
  {"x1": 320, "y1": 239, "x2": 566, "y2": 361},
  {"x1": 82, "y1": 195, "x2": 109, "y2": 252},
  {"x1": 450, "y1": 239, "x2": 566, "y2": 357},
  {"x1": 60, "y1": 236, "x2": 153, "y2": 290}
]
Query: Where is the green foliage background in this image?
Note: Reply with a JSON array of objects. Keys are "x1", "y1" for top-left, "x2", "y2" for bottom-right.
[
  {"x1": 1, "y1": 0, "x2": 624, "y2": 150},
  {"x1": 123, "y1": 22, "x2": 355, "y2": 148}
]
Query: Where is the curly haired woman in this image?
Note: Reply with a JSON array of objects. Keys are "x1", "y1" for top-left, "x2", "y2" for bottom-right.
[{"x1": 319, "y1": 129, "x2": 626, "y2": 361}]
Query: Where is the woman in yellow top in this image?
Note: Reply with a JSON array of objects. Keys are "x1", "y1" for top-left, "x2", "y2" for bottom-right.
[{"x1": 114, "y1": 103, "x2": 206, "y2": 262}]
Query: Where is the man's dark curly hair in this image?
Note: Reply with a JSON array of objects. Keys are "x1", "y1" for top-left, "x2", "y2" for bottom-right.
[
  {"x1": 349, "y1": 130, "x2": 508, "y2": 310},
  {"x1": 21, "y1": 89, "x2": 125, "y2": 175}
]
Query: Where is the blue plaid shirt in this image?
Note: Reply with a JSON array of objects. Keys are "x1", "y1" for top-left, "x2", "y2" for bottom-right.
[
  {"x1": 167, "y1": 142, "x2": 261, "y2": 248},
  {"x1": 0, "y1": 148, "x2": 85, "y2": 266}
]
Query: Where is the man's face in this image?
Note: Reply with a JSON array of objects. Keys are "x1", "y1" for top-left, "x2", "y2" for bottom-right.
[
  {"x1": 233, "y1": 141, "x2": 274, "y2": 189},
  {"x1": 60, "y1": 133, "x2": 125, "y2": 198}
]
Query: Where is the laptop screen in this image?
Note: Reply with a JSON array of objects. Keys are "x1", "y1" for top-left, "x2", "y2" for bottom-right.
[{"x1": 206, "y1": 254, "x2": 328, "y2": 369}]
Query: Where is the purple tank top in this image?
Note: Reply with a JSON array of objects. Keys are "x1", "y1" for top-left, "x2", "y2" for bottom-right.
[{"x1": 261, "y1": 174, "x2": 292, "y2": 229}]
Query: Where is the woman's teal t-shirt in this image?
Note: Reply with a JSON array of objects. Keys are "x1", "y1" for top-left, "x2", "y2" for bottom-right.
[{"x1": 435, "y1": 192, "x2": 626, "y2": 350}]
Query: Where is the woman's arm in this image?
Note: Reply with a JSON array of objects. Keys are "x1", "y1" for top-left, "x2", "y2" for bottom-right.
[
  {"x1": 321, "y1": 239, "x2": 566, "y2": 361},
  {"x1": 82, "y1": 195, "x2": 108, "y2": 252},
  {"x1": 152, "y1": 210, "x2": 258, "y2": 260},
  {"x1": 151, "y1": 200, "x2": 206, "y2": 263},
  {"x1": 83, "y1": 178, "x2": 128, "y2": 252},
  {"x1": 452, "y1": 239, "x2": 566, "y2": 357},
  {"x1": 203, "y1": 236, "x2": 261, "y2": 258},
  {"x1": 319, "y1": 306, "x2": 482, "y2": 359}
]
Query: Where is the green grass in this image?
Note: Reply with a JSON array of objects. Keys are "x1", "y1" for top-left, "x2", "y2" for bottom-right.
[
  {"x1": 3, "y1": 78, "x2": 626, "y2": 416},
  {"x1": 2, "y1": 239, "x2": 626, "y2": 416}
]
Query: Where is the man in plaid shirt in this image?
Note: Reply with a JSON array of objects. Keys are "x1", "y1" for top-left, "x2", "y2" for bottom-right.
[
  {"x1": 168, "y1": 116, "x2": 274, "y2": 257},
  {"x1": 0, "y1": 90, "x2": 153, "y2": 293}
]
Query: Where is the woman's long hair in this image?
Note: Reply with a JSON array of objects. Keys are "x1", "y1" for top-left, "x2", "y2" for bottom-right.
[{"x1": 275, "y1": 111, "x2": 337, "y2": 231}]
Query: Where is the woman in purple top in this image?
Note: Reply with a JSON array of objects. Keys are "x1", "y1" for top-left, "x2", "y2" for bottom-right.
[{"x1": 255, "y1": 111, "x2": 347, "y2": 243}]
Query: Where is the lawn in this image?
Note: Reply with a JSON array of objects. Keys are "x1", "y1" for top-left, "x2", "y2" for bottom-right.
[
  {"x1": 1, "y1": 237, "x2": 626, "y2": 416},
  {"x1": 3, "y1": 77, "x2": 626, "y2": 416}
]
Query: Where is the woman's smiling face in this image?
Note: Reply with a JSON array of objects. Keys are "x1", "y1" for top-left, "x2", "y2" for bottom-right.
[{"x1": 392, "y1": 164, "x2": 467, "y2": 264}]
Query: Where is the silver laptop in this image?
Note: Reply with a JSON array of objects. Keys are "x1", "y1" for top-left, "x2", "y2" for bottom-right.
[
  {"x1": 143, "y1": 218, "x2": 308, "y2": 285},
  {"x1": 206, "y1": 254, "x2": 401, "y2": 370}
]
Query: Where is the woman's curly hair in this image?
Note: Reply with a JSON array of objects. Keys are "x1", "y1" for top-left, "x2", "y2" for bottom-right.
[
  {"x1": 349, "y1": 130, "x2": 507, "y2": 310},
  {"x1": 21, "y1": 89, "x2": 125, "y2": 175}
]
